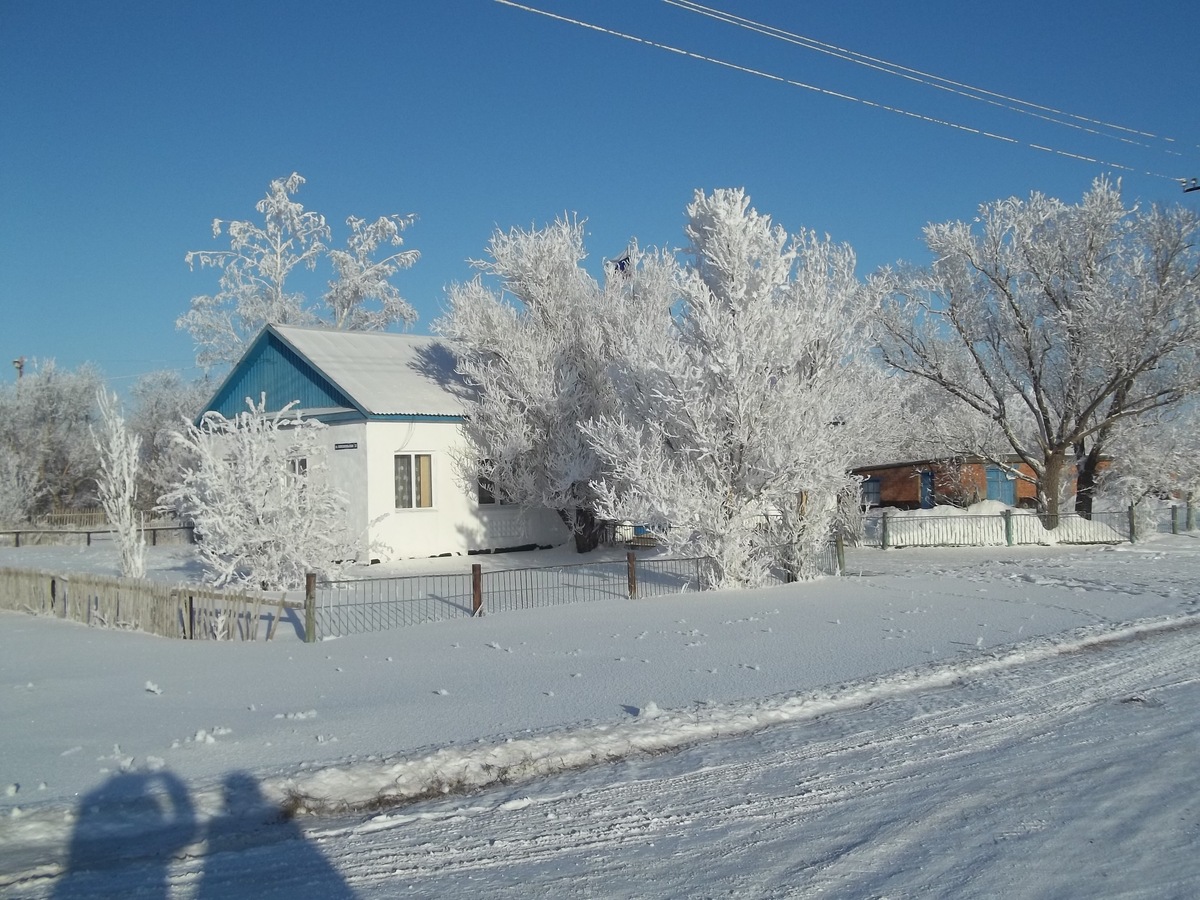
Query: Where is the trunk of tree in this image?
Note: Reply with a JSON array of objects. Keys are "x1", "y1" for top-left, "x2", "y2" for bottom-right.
[
  {"x1": 1040, "y1": 450, "x2": 1067, "y2": 526},
  {"x1": 1074, "y1": 442, "x2": 1104, "y2": 519},
  {"x1": 558, "y1": 507, "x2": 605, "y2": 553}
]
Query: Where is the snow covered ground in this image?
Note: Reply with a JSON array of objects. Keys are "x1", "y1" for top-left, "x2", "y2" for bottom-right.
[{"x1": 1, "y1": 535, "x2": 1198, "y2": 897}]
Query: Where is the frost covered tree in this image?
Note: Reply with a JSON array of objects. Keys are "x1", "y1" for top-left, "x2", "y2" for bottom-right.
[
  {"x1": 585, "y1": 189, "x2": 884, "y2": 586},
  {"x1": 1100, "y1": 407, "x2": 1200, "y2": 512},
  {"x1": 0, "y1": 361, "x2": 103, "y2": 520},
  {"x1": 178, "y1": 173, "x2": 419, "y2": 369},
  {"x1": 438, "y1": 220, "x2": 675, "y2": 551},
  {"x1": 161, "y1": 395, "x2": 351, "y2": 589},
  {"x1": 92, "y1": 391, "x2": 146, "y2": 578},
  {"x1": 128, "y1": 371, "x2": 209, "y2": 513},
  {"x1": 873, "y1": 179, "x2": 1200, "y2": 520}
]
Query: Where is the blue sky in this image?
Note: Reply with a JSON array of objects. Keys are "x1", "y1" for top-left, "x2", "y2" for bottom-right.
[{"x1": 3, "y1": 0, "x2": 1197, "y2": 388}]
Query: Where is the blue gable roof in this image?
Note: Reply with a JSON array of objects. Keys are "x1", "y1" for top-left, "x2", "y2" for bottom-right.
[{"x1": 206, "y1": 330, "x2": 360, "y2": 419}]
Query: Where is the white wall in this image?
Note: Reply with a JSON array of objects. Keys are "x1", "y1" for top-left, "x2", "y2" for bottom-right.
[
  {"x1": 357, "y1": 420, "x2": 567, "y2": 561},
  {"x1": 320, "y1": 421, "x2": 368, "y2": 550}
]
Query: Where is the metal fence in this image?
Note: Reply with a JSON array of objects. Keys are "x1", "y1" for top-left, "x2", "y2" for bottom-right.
[
  {"x1": 315, "y1": 572, "x2": 475, "y2": 637},
  {"x1": 310, "y1": 544, "x2": 841, "y2": 640}
]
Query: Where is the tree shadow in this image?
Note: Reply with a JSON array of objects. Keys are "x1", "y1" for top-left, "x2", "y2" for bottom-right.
[
  {"x1": 408, "y1": 340, "x2": 474, "y2": 405},
  {"x1": 52, "y1": 769, "x2": 355, "y2": 899}
]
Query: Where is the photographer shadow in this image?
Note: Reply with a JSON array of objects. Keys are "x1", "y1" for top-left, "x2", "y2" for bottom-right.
[
  {"x1": 195, "y1": 771, "x2": 354, "y2": 899},
  {"x1": 52, "y1": 769, "x2": 354, "y2": 899}
]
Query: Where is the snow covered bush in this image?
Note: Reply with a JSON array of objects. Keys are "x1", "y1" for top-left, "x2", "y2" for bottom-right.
[
  {"x1": 438, "y1": 220, "x2": 675, "y2": 552},
  {"x1": 0, "y1": 454, "x2": 39, "y2": 526},
  {"x1": 161, "y1": 395, "x2": 352, "y2": 589},
  {"x1": 1098, "y1": 409, "x2": 1199, "y2": 532},
  {"x1": 442, "y1": 189, "x2": 894, "y2": 586},
  {"x1": 127, "y1": 371, "x2": 208, "y2": 513},
  {"x1": 91, "y1": 391, "x2": 146, "y2": 579},
  {"x1": 0, "y1": 360, "x2": 103, "y2": 521},
  {"x1": 586, "y1": 189, "x2": 885, "y2": 587},
  {"x1": 178, "y1": 173, "x2": 420, "y2": 369},
  {"x1": 1101, "y1": 410, "x2": 1200, "y2": 507}
]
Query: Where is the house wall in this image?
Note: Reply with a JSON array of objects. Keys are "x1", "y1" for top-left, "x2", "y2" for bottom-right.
[
  {"x1": 360, "y1": 420, "x2": 567, "y2": 561},
  {"x1": 857, "y1": 460, "x2": 1043, "y2": 509},
  {"x1": 320, "y1": 421, "x2": 369, "y2": 544},
  {"x1": 860, "y1": 465, "x2": 924, "y2": 508},
  {"x1": 942, "y1": 462, "x2": 1037, "y2": 506}
]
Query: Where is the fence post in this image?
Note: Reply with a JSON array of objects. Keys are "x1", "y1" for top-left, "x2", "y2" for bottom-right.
[
  {"x1": 881, "y1": 512, "x2": 890, "y2": 550},
  {"x1": 471, "y1": 564, "x2": 483, "y2": 616},
  {"x1": 1172, "y1": 505, "x2": 1181, "y2": 535},
  {"x1": 1127, "y1": 505, "x2": 1137, "y2": 544},
  {"x1": 304, "y1": 573, "x2": 316, "y2": 643},
  {"x1": 187, "y1": 595, "x2": 195, "y2": 639},
  {"x1": 627, "y1": 551, "x2": 638, "y2": 598},
  {"x1": 1002, "y1": 509, "x2": 1014, "y2": 547},
  {"x1": 13, "y1": 530, "x2": 19, "y2": 549},
  {"x1": 834, "y1": 533, "x2": 845, "y2": 575},
  {"x1": 1188, "y1": 493, "x2": 1195, "y2": 532}
]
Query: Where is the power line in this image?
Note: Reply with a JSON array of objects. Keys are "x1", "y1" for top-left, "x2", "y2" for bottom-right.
[
  {"x1": 665, "y1": 0, "x2": 1193, "y2": 158},
  {"x1": 493, "y1": 0, "x2": 1185, "y2": 183}
]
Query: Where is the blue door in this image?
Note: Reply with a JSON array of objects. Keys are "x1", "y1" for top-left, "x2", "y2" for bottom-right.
[
  {"x1": 919, "y1": 470, "x2": 935, "y2": 508},
  {"x1": 986, "y1": 466, "x2": 1016, "y2": 505}
]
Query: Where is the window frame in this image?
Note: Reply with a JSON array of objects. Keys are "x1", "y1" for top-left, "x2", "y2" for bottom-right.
[
  {"x1": 394, "y1": 452, "x2": 434, "y2": 510},
  {"x1": 861, "y1": 476, "x2": 882, "y2": 509}
]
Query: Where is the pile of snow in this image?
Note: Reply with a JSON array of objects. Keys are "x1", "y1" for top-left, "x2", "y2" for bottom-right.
[{"x1": 275, "y1": 612, "x2": 1200, "y2": 815}]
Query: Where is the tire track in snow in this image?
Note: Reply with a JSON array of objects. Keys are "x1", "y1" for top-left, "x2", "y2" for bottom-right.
[
  {"x1": 8, "y1": 616, "x2": 1198, "y2": 897},
  {"x1": 293, "y1": 616, "x2": 1200, "y2": 895}
]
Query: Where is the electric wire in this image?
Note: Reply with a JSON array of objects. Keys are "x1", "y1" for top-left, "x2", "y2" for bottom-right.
[
  {"x1": 493, "y1": 0, "x2": 1185, "y2": 183},
  {"x1": 665, "y1": 0, "x2": 1192, "y2": 157}
]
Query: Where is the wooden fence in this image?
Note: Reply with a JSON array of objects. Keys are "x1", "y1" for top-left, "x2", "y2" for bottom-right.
[
  {"x1": 33, "y1": 510, "x2": 111, "y2": 529},
  {"x1": 0, "y1": 524, "x2": 195, "y2": 548},
  {"x1": 0, "y1": 566, "x2": 300, "y2": 641}
]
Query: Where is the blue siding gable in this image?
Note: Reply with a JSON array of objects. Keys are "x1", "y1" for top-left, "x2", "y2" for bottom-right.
[{"x1": 207, "y1": 331, "x2": 359, "y2": 419}]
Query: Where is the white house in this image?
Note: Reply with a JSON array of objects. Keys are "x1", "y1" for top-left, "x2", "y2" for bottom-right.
[{"x1": 201, "y1": 324, "x2": 568, "y2": 562}]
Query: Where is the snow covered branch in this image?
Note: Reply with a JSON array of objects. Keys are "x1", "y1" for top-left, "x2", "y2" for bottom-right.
[{"x1": 160, "y1": 395, "x2": 352, "y2": 589}]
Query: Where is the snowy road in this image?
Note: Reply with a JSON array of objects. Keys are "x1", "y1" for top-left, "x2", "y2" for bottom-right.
[{"x1": 9, "y1": 615, "x2": 1200, "y2": 899}]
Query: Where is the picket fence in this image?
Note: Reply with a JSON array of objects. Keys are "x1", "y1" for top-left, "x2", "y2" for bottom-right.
[
  {"x1": 0, "y1": 567, "x2": 299, "y2": 641},
  {"x1": 858, "y1": 503, "x2": 1194, "y2": 550}
]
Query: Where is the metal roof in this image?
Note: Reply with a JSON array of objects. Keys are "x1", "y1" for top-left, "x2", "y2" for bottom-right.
[
  {"x1": 269, "y1": 325, "x2": 469, "y2": 418},
  {"x1": 202, "y1": 325, "x2": 472, "y2": 421}
]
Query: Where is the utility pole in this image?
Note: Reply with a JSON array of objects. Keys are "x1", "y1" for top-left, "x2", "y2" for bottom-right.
[{"x1": 12, "y1": 356, "x2": 24, "y2": 380}]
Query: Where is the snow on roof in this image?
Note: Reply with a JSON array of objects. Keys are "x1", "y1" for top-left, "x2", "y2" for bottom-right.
[{"x1": 271, "y1": 325, "x2": 469, "y2": 417}]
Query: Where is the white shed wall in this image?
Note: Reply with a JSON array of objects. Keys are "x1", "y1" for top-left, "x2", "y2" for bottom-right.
[
  {"x1": 320, "y1": 422, "x2": 369, "y2": 548},
  {"x1": 357, "y1": 420, "x2": 567, "y2": 561}
]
